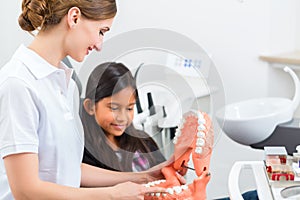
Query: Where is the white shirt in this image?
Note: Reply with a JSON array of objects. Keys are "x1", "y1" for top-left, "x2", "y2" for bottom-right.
[{"x1": 0, "y1": 45, "x2": 84, "y2": 200}]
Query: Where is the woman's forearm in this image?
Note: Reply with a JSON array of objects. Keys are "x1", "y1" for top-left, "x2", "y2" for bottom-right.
[
  {"x1": 25, "y1": 181, "x2": 114, "y2": 200},
  {"x1": 4, "y1": 153, "x2": 116, "y2": 200}
]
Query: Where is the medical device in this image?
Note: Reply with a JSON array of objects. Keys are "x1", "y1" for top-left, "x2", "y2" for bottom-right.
[{"x1": 217, "y1": 66, "x2": 300, "y2": 152}]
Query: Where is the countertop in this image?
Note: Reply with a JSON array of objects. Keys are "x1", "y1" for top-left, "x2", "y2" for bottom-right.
[{"x1": 260, "y1": 51, "x2": 300, "y2": 65}]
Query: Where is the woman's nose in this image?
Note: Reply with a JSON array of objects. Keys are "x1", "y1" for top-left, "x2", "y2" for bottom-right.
[{"x1": 93, "y1": 36, "x2": 103, "y2": 51}]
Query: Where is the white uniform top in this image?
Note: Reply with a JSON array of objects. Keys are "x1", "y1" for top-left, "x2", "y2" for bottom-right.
[{"x1": 0, "y1": 45, "x2": 84, "y2": 200}]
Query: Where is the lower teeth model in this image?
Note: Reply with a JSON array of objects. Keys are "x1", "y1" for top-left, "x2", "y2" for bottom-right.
[{"x1": 144, "y1": 110, "x2": 214, "y2": 200}]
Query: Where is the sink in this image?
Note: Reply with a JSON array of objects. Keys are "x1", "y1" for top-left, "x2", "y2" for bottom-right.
[
  {"x1": 216, "y1": 97, "x2": 294, "y2": 145},
  {"x1": 216, "y1": 67, "x2": 300, "y2": 145}
]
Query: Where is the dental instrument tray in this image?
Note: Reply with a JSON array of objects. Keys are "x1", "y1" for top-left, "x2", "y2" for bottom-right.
[
  {"x1": 262, "y1": 160, "x2": 300, "y2": 200},
  {"x1": 263, "y1": 146, "x2": 300, "y2": 185},
  {"x1": 263, "y1": 160, "x2": 300, "y2": 187},
  {"x1": 262, "y1": 163, "x2": 300, "y2": 200}
]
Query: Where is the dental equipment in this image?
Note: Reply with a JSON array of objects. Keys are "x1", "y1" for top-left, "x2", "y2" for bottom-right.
[
  {"x1": 133, "y1": 63, "x2": 167, "y2": 133},
  {"x1": 143, "y1": 110, "x2": 213, "y2": 200},
  {"x1": 216, "y1": 66, "x2": 300, "y2": 148}
]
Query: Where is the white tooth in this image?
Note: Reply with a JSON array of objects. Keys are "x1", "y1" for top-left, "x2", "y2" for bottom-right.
[
  {"x1": 198, "y1": 118, "x2": 206, "y2": 124},
  {"x1": 196, "y1": 138, "x2": 205, "y2": 146},
  {"x1": 173, "y1": 138, "x2": 177, "y2": 144},
  {"x1": 158, "y1": 180, "x2": 165, "y2": 184},
  {"x1": 173, "y1": 186, "x2": 182, "y2": 194},
  {"x1": 166, "y1": 188, "x2": 174, "y2": 195},
  {"x1": 181, "y1": 185, "x2": 189, "y2": 190},
  {"x1": 162, "y1": 193, "x2": 167, "y2": 197},
  {"x1": 149, "y1": 182, "x2": 155, "y2": 186},
  {"x1": 156, "y1": 193, "x2": 161, "y2": 197},
  {"x1": 198, "y1": 124, "x2": 205, "y2": 131},
  {"x1": 175, "y1": 130, "x2": 181, "y2": 137},
  {"x1": 144, "y1": 184, "x2": 150, "y2": 187},
  {"x1": 195, "y1": 147, "x2": 203, "y2": 154},
  {"x1": 179, "y1": 119, "x2": 185, "y2": 127},
  {"x1": 151, "y1": 193, "x2": 155, "y2": 196},
  {"x1": 197, "y1": 131, "x2": 205, "y2": 138},
  {"x1": 198, "y1": 113, "x2": 204, "y2": 118}
]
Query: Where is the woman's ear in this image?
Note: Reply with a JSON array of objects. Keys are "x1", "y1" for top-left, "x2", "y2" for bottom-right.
[
  {"x1": 83, "y1": 99, "x2": 95, "y2": 115},
  {"x1": 67, "y1": 7, "x2": 81, "y2": 29}
]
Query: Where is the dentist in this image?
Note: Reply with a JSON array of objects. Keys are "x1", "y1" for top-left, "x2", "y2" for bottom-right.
[{"x1": 0, "y1": 0, "x2": 165, "y2": 199}]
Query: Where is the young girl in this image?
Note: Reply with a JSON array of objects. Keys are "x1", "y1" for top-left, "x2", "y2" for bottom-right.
[
  {"x1": 0, "y1": 0, "x2": 167, "y2": 199},
  {"x1": 81, "y1": 62, "x2": 166, "y2": 172}
]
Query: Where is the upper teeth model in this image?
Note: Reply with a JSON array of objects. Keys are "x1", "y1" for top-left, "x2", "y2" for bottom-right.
[{"x1": 144, "y1": 110, "x2": 214, "y2": 200}]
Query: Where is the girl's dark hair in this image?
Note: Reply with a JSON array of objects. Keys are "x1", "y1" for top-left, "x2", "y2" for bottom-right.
[
  {"x1": 19, "y1": 0, "x2": 117, "y2": 33},
  {"x1": 81, "y1": 62, "x2": 165, "y2": 171}
]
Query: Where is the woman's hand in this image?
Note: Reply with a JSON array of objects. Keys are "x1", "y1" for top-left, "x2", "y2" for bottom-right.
[
  {"x1": 142, "y1": 155, "x2": 187, "y2": 185},
  {"x1": 110, "y1": 181, "x2": 166, "y2": 200}
]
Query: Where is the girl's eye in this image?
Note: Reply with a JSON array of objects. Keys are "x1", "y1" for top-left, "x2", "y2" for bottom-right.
[
  {"x1": 109, "y1": 106, "x2": 118, "y2": 111},
  {"x1": 127, "y1": 107, "x2": 134, "y2": 111}
]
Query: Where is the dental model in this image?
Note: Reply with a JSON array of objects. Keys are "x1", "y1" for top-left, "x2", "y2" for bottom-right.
[{"x1": 144, "y1": 110, "x2": 214, "y2": 200}]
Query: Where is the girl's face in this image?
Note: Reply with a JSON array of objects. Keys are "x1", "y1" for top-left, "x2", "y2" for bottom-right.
[
  {"x1": 94, "y1": 87, "x2": 136, "y2": 138},
  {"x1": 66, "y1": 9, "x2": 114, "y2": 62}
]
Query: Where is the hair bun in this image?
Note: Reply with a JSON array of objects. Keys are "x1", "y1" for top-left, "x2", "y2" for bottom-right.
[{"x1": 18, "y1": 0, "x2": 47, "y2": 32}]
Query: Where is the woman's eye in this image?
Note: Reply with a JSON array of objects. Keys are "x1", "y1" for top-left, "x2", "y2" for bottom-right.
[{"x1": 99, "y1": 28, "x2": 109, "y2": 36}]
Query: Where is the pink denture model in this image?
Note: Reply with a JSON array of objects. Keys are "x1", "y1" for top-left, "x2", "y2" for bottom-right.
[{"x1": 144, "y1": 110, "x2": 214, "y2": 200}]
